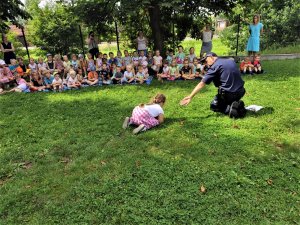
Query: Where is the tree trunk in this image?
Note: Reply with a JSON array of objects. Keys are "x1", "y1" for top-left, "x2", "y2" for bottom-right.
[{"x1": 148, "y1": 3, "x2": 164, "y2": 53}]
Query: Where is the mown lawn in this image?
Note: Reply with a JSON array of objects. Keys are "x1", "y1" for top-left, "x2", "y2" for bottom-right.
[{"x1": 0, "y1": 59, "x2": 299, "y2": 224}]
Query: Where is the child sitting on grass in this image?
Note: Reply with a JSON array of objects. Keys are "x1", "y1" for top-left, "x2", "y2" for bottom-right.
[
  {"x1": 111, "y1": 66, "x2": 123, "y2": 84},
  {"x1": 240, "y1": 57, "x2": 254, "y2": 74},
  {"x1": 180, "y1": 60, "x2": 194, "y2": 80},
  {"x1": 29, "y1": 72, "x2": 46, "y2": 92},
  {"x1": 85, "y1": 70, "x2": 99, "y2": 86},
  {"x1": 122, "y1": 93, "x2": 166, "y2": 134},
  {"x1": 192, "y1": 58, "x2": 203, "y2": 78},
  {"x1": 135, "y1": 65, "x2": 148, "y2": 84},
  {"x1": 100, "y1": 63, "x2": 111, "y2": 85},
  {"x1": 43, "y1": 70, "x2": 54, "y2": 90},
  {"x1": 157, "y1": 60, "x2": 170, "y2": 82},
  {"x1": 0, "y1": 61, "x2": 14, "y2": 91},
  {"x1": 152, "y1": 50, "x2": 163, "y2": 74},
  {"x1": 52, "y1": 72, "x2": 63, "y2": 92},
  {"x1": 122, "y1": 64, "x2": 135, "y2": 84},
  {"x1": 253, "y1": 55, "x2": 263, "y2": 74},
  {"x1": 28, "y1": 58, "x2": 38, "y2": 74},
  {"x1": 0, "y1": 74, "x2": 29, "y2": 94},
  {"x1": 67, "y1": 70, "x2": 81, "y2": 89},
  {"x1": 169, "y1": 60, "x2": 181, "y2": 80}
]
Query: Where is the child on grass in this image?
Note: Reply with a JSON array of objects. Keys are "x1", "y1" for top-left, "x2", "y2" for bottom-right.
[
  {"x1": 253, "y1": 55, "x2": 263, "y2": 74},
  {"x1": 122, "y1": 64, "x2": 135, "y2": 84},
  {"x1": 52, "y1": 72, "x2": 63, "y2": 92},
  {"x1": 54, "y1": 54, "x2": 64, "y2": 75},
  {"x1": 0, "y1": 61, "x2": 14, "y2": 91},
  {"x1": 63, "y1": 55, "x2": 71, "y2": 77},
  {"x1": 116, "y1": 51, "x2": 123, "y2": 67},
  {"x1": 176, "y1": 45, "x2": 185, "y2": 69},
  {"x1": 78, "y1": 54, "x2": 87, "y2": 77},
  {"x1": 139, "y1": 50, "x2": 147, "y2": 66},
  {"x1": 132, "y1": 51, "x2": 139, "y2": 68},
  {"x1": 169, "y1": 60, "x2": 181, "y2": 80},
  {"x1": 111, "y1": 66, "x2": 123, "y2": 84},
  {"x1": 0, "y1": 74, "x2": 29, "y2": 94},
  {"x1": 43, "y1": 70, "x2": 54, "y2": 90},
  {"x1": 71, "y1": 54, "x2": 79, "y2": 71},
  {"x1": 180, "y1": 60, "x2": 194, "y2": 80},
  {"x1": 122, "y1": 93, "x2": 166, "y2": 134},
  {"x1": 46, "y1": 53, "x2": 56, "y2": 73},
  {"x1": 29, "y1": 72, "x2": 46, "y2": 92},
  {"x1": 28, "y1": 58, "x2": 38, "y2": 74},
  {"x1": 135, "y1": 65, "x2": 147, "y2": 84},
  {"x1": 123, "y1": 50, "x2": 132, "y2": 70},
  {"x1": 67, "y1": 70, "x2": 81, "y2": 89},
  {"x1": 166, "y1": 49, "x2": 175, "y2": 65},
  {"x1": 37, "y1": 57, "x2": 47, "y2": 74},
  {"x1": 240, "y1": 57, "x2": 254, "y2": 74},
  {"x1": 96, "y1": 52, "x2": 103, "y2": 71},
  {"x1": 157, "y1": 60, "x2": 170, "y2": 82},
  {"x1": 85, "y1": 71, "x2": 99, "y2": 86},
  {"x1": 100, "y1": 63, "x2": 111, "y2": 85},
  {"x1": 187, "y1": 47, "x2": 196, "y2": 67},
  {"x1": 192, "y1": 58, "x2": 203, "y2": 78},
  {"x1": 87, "y1": 53, "x2": 96, "y2": 72},
  {"x1": 152, "y1": 50, "x2": 163, "y2": 74}
]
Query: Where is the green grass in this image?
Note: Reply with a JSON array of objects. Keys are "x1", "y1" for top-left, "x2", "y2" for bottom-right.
[
  {"x1": 0, "y1": 59, "x2": 300, "y2": 224},
  {"x1": 261, "y1": 43, "x2": 300, "y2": 54}
]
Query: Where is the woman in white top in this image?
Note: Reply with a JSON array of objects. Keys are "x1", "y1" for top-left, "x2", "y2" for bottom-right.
[
  {"x1": 122, "y1": 93, "x2": 166, "y2": 134},
  {"x1": 136, "y1": 31, "x2": 148, "y2": 56},
  {"x1": 200, "y1": 24, "x2": 214, "y2": 58}
]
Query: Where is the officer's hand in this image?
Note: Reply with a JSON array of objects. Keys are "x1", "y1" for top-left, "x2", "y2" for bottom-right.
[{"x1": 180, "y1": 96, "x2": 192, "y2": 106}]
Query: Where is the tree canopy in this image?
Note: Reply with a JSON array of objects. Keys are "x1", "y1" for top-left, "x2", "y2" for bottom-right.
[
  {"x1": 0, "y1": 0, "x2": 31, "y2": 33},
  {"x1": 73, "y1": 0, "x2": 249, "y2": 53}
]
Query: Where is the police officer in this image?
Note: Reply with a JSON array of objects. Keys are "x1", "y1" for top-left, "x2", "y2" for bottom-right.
[{"x1": 180, "y1": 52, "x2": 246, "y2": 118}]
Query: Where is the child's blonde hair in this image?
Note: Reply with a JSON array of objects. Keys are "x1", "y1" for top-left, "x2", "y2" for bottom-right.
[{"x1": 140, "y1": 93, "x2": 166, "y2": 107}]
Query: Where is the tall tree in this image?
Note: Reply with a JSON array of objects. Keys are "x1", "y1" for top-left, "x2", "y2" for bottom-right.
[
  {"x1": 0, "y1": 0, "x2": 31, "y2": 32},
  {"x1": 26, "y1": 1, "x2": 83, "y2": 54}
]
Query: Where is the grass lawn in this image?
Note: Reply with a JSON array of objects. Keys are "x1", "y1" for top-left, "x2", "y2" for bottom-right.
[{"x1": 0, "y1": 59, "x2": 299, "y2": 224}]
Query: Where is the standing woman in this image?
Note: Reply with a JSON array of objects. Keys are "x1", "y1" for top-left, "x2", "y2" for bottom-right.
[
  {"x1": 200, "y1": 24, "x2": 214, "y2": 58},
  {"x1": 87, "y1": 31, "x2": 99, "y2": 59},
  {"x1": 1, "y1": 34, "x2": 16, "y2": 65},
  {"x1": 136, "y1": 31, "x2": 148, "y2": 56},
  {"x1": 246, "y1": 15, "x2": 263, "y2": 60}
]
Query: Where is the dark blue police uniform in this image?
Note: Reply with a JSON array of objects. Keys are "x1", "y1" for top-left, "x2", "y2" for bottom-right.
[{"x1": 202, "y1": 58, "x2": 246, "y2": 114}]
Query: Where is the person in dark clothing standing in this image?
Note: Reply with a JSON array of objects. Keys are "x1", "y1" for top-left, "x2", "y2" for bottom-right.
[
  {"x1": 180, "y1": 52, "x2": 246, "y2": 118},
  {"x1": 1, "y1": 34, "x2": 16, "y2": 65},
  {"x1": 87, "y1": 31, "x2": 99, "y2": 59}
]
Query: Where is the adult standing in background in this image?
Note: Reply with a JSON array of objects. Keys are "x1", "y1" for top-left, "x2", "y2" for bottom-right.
[
  {"x1": 136, "y1": 31, "x2": 148, "y2": 56},
  {"x1": 200, "y1": 24, "x2": 214, "y2": 58},
  {"x1": 1, "y1": 34, "x2": 16, "y2": 65},
  {"x1": 87, "y1": 31, "x2": 99, "y2": 59},
  {"x1": 246, "y1": 15, "x2": 263, "y2": 60}
]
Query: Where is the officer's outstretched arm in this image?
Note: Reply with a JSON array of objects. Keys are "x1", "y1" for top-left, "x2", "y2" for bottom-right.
[{"x1": 180, "y1": 81, "x2": 206, "y2": 106}]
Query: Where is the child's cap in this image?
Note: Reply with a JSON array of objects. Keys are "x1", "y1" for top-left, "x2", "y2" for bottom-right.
[
  {"x1": 46, "y1": 53, "x2": 52, "y2": 57},
  {"x1": 78, "y1": 54, "x2": 83, "y2": 58},
  {"x1": 142, "y1": 61, "x2": 148, "y2": 66}
]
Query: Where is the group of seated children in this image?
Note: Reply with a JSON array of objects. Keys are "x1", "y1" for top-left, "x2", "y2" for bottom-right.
[
  {"x1": 0, "y1": 45, "x2": 209, "y2": 94},
  {"x1": 240, "y1": 55, "x2": 263, "y2": 75}
]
